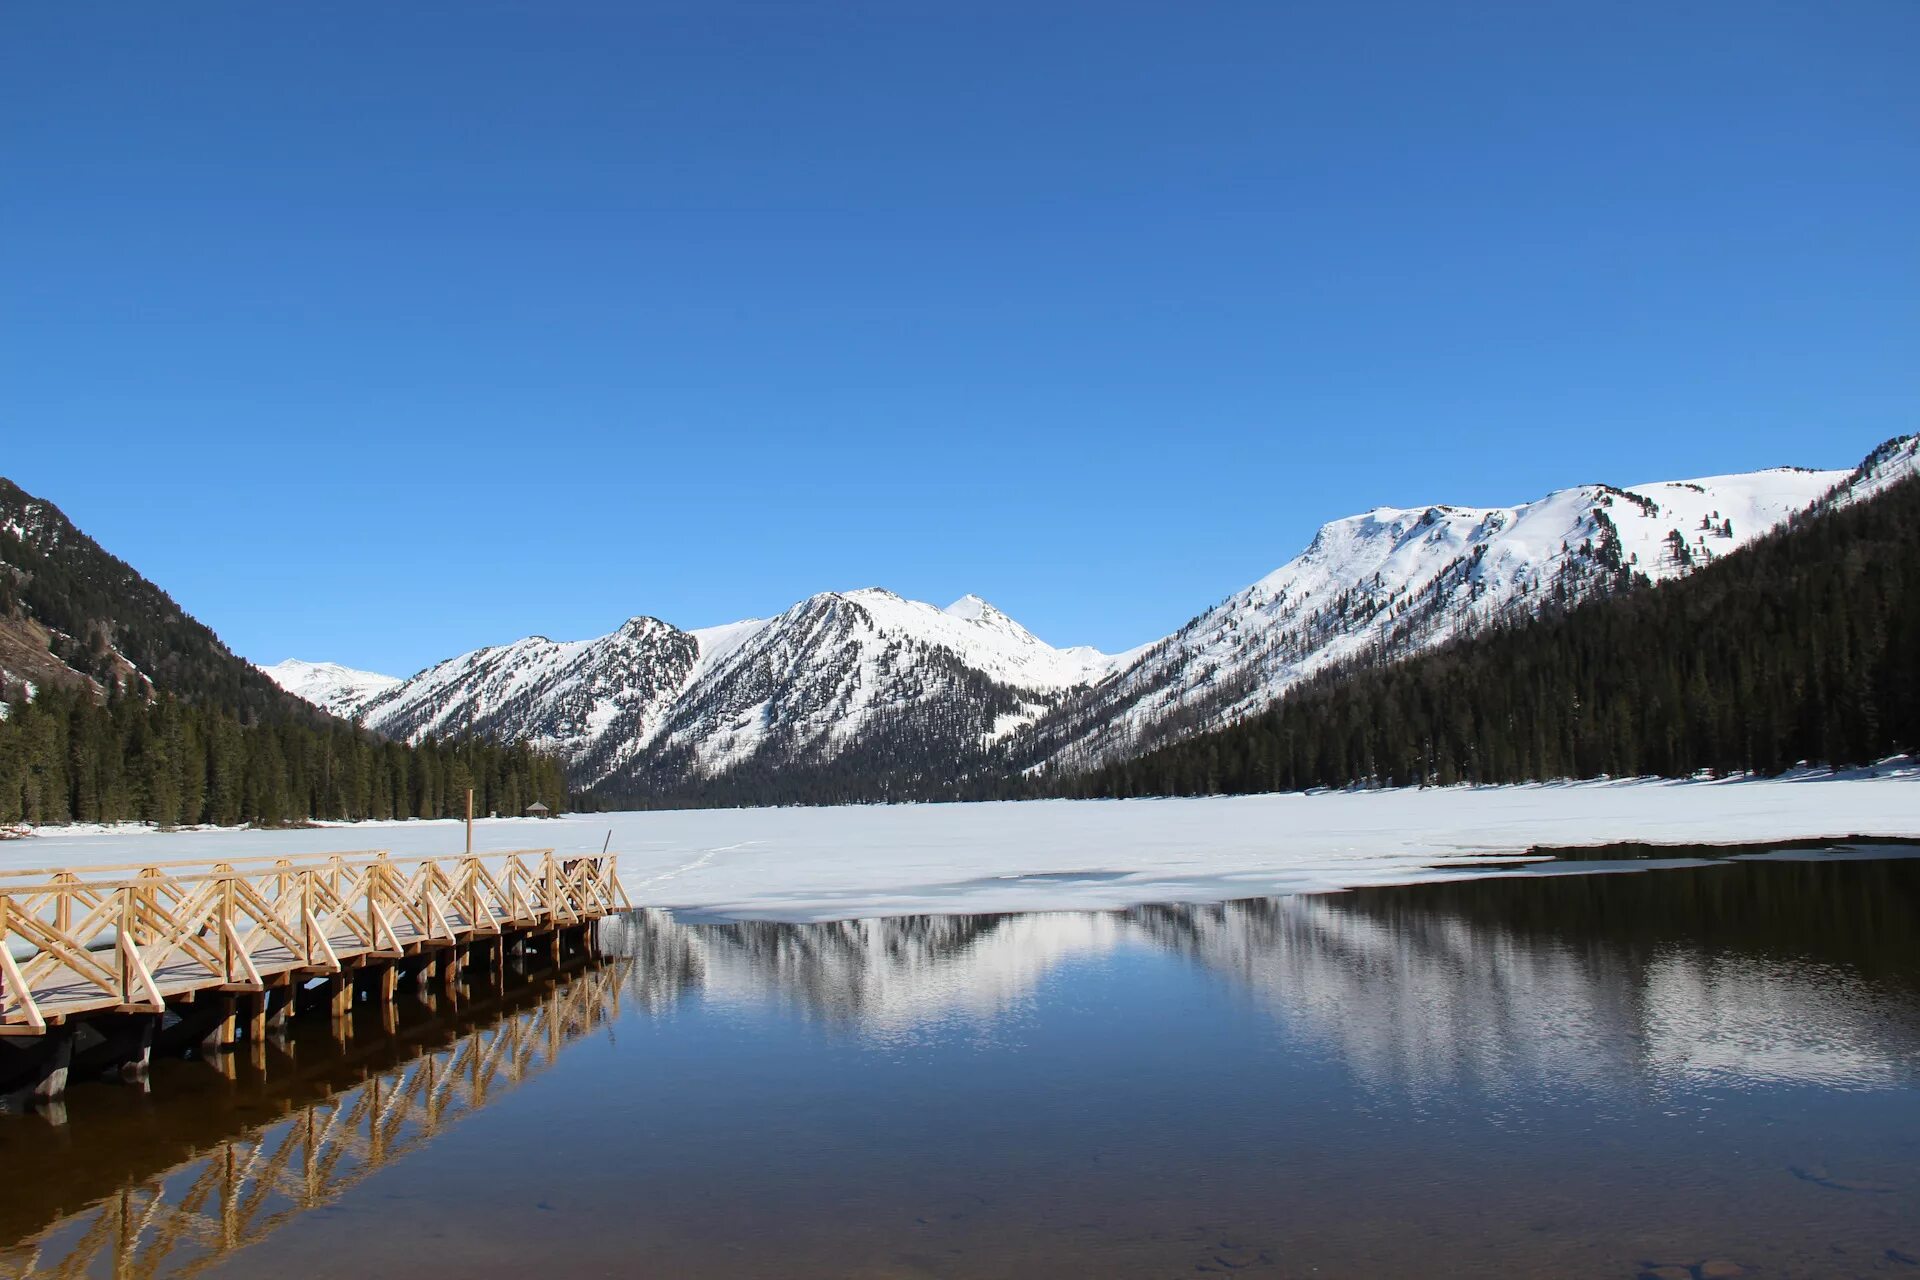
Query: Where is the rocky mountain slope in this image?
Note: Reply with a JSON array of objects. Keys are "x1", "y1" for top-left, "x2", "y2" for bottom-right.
[
  {"x1": 272, "y1": 588, "x2": 1123, "y2": 801},
  {"x1": 1, "y1": 478, "x2": 324, "y2": 722}
]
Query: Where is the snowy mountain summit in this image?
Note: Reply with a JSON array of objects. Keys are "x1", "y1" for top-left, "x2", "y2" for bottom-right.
[
  {"x1": 276, "y1": 439, "x2": 1914, "y2": 799},
  {"x1": 287, "y1": 588, "x2": 1126, "y2": 800},
  {"x1": 1014, "y1": 464, "x2": 1853, "y2": 770},
  {"x1": 257, "y1": 659, "x2": 401, "y2": 719}
]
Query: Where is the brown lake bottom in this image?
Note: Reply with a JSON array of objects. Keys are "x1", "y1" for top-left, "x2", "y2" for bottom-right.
[{"x1": 3, "y1": 850, "x2": 1918, "y2": 1279}]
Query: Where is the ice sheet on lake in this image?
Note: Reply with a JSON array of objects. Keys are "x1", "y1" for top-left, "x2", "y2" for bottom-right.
[{"x1": 6, "y1": 766, "x2": 1915, "y2": 920}]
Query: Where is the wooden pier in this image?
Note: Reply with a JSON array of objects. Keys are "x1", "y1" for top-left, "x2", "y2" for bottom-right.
[{"x1": 0, "y1": 848, "x2": 626, "y2": 1099}]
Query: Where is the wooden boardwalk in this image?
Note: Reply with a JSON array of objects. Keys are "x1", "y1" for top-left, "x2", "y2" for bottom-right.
[{"x1": 0, "y1": 848, "x2": 626, "y2": 1086}]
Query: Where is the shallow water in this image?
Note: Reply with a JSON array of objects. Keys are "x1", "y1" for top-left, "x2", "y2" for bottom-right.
[{"x1": 4, "y1": 852, "x2": 1919, "y2": 1278}]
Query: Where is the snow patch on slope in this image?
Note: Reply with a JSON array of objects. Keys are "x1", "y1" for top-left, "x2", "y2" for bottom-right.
[
  {"x1": 258, "y1": 659, "x2": 400, "y2": 718},
  {"x1": 1822, "y1": 434, "x2": 1920, "y2": 509}
]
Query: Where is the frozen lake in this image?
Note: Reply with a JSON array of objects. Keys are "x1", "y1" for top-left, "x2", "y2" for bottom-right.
[{"x1": 8, "y1": 769, "x2": 1917, "y2": 920}]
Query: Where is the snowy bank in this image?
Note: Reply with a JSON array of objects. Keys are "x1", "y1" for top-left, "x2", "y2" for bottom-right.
[{"x1": 5, "y1": 766, "x2": 1916, "y2": 920}]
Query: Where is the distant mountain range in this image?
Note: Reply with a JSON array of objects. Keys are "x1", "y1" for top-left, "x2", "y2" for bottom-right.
[{"x1": 261, "y1": 435, "x2": 1918, "y2": 803}]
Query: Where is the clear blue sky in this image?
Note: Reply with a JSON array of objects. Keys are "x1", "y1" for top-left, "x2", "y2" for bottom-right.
[{"x1": 3, "y1": 2, "x2": 1915, "y2": 676}]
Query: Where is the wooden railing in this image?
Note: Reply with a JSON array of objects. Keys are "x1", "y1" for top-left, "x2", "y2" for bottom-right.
[{"x1": 0, "y1": 850, "x2": 628, "y2": 1034}]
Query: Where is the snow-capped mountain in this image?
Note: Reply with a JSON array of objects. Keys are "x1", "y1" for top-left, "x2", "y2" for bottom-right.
[
  {"x1": 280, "y1": 436, "x2": 1916, "y2": 798},
  {"x1": 336, "y1": 588, "x2": 1123, "y2": 797},
  {"x1": 259, "y1": 659, "x2": 401, "y2": 719},
  {"x1": 1015, "y1": 464, "x2": 1856, "y2": 770}
]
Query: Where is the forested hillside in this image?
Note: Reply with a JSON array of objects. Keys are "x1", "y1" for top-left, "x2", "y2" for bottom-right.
[
  {"x1": 0, "y1": 678, "x2": 568, "y2": 826},
  {"x1": 0, "y1": 479, "x2": 319, "y2": 719},
  {"x1": 1062, "y1": 468, "x2": 1919, "y2": 798},
  {"x1": 0, "y1": 477, "x2": 569, "y2": 826}
]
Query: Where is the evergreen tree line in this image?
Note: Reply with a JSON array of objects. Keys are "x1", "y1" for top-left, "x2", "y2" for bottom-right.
[
  {"x1": 0, "y1": 678, "x2": 569, "y2": 828},
  {"x1": 1061, "y1": 471, "x2": 1920, "y2": 799}
]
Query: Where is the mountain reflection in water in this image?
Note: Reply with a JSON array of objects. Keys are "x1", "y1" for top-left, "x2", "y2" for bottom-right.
[{"x1": 602, "y1": 855, "x2": 1920, "y2": 1094}]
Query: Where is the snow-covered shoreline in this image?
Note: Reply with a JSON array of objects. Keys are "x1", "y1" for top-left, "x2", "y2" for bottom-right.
[{"x1": 5, "y1": 765, "x2": 1915, "y2": 921}]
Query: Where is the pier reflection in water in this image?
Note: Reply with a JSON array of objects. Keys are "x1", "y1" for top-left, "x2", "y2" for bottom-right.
[
  {"x1": 3, "y1": 850, "x2": 1918, "y2": 1279},
  {"x1": 0, "y1": 957, "x2": 631, "y2": 1280}
]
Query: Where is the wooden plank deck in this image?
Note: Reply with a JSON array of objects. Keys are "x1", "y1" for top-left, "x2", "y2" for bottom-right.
[{"x1": 1, "y1": 849, "x2": 628, "y2": 1033}]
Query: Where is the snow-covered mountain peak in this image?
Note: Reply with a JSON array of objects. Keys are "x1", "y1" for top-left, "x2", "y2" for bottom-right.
[
  {"x1": 943, "y1": 593, "x2": 999, "y2": 621},
  {"x1": 946, "y1": 593, "x2": 1043, "y2": 642},
  {"x1": 258, "y1": 658, "x2": 401, "y2": 719},
  {"x1": 612, "y1": 615, "x2": 681, "y2": 641},
  {"x1": 1018, "y1": 460, "x2": 1854, "y2": 773},
  {"x1": 329, "y1": 586, "x2": 1119, "y2": 792}
]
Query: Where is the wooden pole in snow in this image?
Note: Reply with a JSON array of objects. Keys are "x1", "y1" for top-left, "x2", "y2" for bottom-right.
[{"x1": 466, "y1": 789, "x2": 474, "y2": 856}]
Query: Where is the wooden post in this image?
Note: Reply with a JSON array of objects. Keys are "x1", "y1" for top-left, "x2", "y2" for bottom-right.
[
  {"x1": 466, "y1": 788, "x2": 474, "y2": 856},
  {"x1": 118, "y1": 887, "x2": 135, "y2": 1005},
  {"x1": 201, "y1": 995, "x2": 237, "y2": 1053},
  {"x1": 243, "y1": 992, "x2": 267, "y2": 1042}
]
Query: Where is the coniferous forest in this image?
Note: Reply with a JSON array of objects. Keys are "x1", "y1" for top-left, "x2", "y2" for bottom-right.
[
  {"x1": 0, "y1": 677, "x2": 569, "y2": 827},
  {"x1": 1, "y1": 476, "x2": 569, "y2": 828},
  {"x1": 1060, "y1": 472, "x2": 1920, "y2": 799}
]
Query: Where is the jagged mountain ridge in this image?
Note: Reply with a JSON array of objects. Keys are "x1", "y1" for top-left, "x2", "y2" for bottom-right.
[
  {"x1": 264, "y1": 437, "x2": 1919, "y2": 798},
  {"x1": 276, "y1": 588, "x2": 1124, "y2": 796}
]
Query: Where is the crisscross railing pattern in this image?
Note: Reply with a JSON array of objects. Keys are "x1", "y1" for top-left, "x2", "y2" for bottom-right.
[{"x1": 1, "y1": 850, "x2": 627, "y2": 1032}]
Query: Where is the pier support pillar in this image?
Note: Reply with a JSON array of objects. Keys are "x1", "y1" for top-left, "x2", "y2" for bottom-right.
[
  {"x1": 199, "y1": 996, "x2": 237, "y2": 1054},
  {"x1": 70, "y1": 1013, "x2": 158, "y2": 1081},
  {"x1": 0, "y1": 1025, "x2": 74, "y2": 1104},
  {"x1": 242, "y1": 992, "x2": 268, "y2": 1043}
]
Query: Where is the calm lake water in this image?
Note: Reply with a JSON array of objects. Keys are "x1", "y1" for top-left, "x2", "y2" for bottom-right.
[{"x1": 4, "y1": 848, "x2": 1918, "y2": 1279}]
